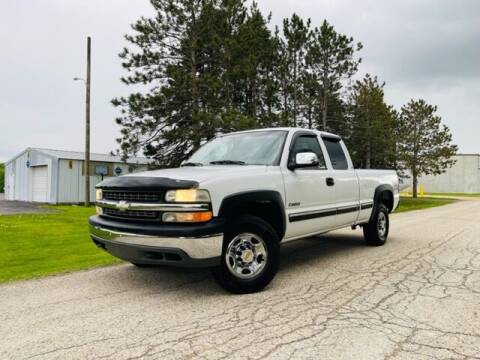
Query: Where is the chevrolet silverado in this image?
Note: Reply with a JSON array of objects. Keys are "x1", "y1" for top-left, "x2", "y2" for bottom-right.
[{"x1": 90, "y1": 128, "x2": 399, "y2": 293}]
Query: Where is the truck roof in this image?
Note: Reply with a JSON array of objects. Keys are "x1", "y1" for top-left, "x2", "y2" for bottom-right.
[{"x1": 225, "y1": 127, "x2": 341, "y2": 139}]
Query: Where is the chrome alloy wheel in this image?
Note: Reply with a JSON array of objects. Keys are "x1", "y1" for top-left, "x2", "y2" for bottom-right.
[
  {"x1": 225, "y1": 233, "x2": 268, "y2": 280},
  {"x1": 377, "y1": 212, "x2": 387, "y2": 239}
]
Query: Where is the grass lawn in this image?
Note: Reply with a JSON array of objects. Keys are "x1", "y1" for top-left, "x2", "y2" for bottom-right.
[
  {"x1": 396, "y1": 196, "x2": 456, "y2": 213},
  {"x1": 0, "y1": 206, "x2": 119, "y2": 283},
  {"x1": 426, "y1": 192, "x2": 480, "y2": 198}
]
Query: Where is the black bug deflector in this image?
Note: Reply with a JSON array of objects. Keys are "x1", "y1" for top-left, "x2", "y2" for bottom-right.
[{"x1": 96, "y1": 176, "x2": 199, "y2": 191}]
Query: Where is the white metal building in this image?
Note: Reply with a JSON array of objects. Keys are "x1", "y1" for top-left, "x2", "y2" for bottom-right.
[
  {"x1": 4, "y1": 148, "x2": 149, "y2": 203},
  {"x1": 417, "y1": 154, "x2": 480, "y2": 193}
]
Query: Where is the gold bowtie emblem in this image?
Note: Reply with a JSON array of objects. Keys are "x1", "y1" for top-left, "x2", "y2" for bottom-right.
[{"x1": 116, "y1": 201, "x2": 130, "y2": 212}]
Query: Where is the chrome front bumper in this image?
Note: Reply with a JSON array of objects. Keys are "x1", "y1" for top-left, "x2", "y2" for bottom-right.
[{"x1": 90, "y1": 224, "x2": 224, "y2": 260}]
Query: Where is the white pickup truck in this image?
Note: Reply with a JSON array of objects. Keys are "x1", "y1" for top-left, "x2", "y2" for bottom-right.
[{"x1": 90, "y1": 128, "x2": 399, "y2": 293}]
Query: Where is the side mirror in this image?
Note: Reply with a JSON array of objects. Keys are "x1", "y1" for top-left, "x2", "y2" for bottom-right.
[{"x1": 289, "y1": 152, "x2": 319, "y2": 170}]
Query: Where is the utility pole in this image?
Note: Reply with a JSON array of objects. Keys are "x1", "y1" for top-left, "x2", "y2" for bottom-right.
[{"x1": 84, "y1": 36, "x2": 91, "y2": 206}]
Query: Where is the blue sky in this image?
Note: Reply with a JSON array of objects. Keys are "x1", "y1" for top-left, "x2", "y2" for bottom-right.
[{"x1": 1, "y1": 0, "x2": 479, "y2": 162}]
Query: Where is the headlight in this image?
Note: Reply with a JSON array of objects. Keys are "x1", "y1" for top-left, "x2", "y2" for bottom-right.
[
  {"x1": 162, "y1": 211, "x2": 213, "y2": 223},
  {"x1": 96, "y1": 206, "x2": 103, "y2": 215},
  {"x1": 95, "y1": 189, "x2": 103, "y2": 201},
  {"x1": 165, "y1": 189, "x2": 210, "y2": 203}
]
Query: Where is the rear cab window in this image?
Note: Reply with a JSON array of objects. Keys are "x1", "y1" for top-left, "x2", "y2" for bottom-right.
[{"x1": 322, "y1": 137, "x2": 349, "y2": 170}]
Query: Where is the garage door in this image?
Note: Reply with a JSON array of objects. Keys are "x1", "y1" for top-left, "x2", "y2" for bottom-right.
[{"x1": 32, "y1": 166, "x2": 48, "y2": 202}]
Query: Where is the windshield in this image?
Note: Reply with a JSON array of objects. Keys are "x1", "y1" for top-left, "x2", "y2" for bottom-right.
[{"x1": 186, "y1": 130, "x2": 287, "y2": 166}]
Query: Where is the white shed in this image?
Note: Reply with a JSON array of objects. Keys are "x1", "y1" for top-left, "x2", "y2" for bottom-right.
[{"x1": 4, "y1": 148, "x2": 150, "y2": 204}]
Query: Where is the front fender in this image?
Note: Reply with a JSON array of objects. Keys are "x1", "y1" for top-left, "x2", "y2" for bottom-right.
[{"x1": 218, "y1": 190, "x2": 287, "y2": 239}]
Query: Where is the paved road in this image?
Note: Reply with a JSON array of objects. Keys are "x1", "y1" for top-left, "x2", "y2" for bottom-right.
[{"x1": 1, "y1": 200, "x2": 480, "y2": 359}]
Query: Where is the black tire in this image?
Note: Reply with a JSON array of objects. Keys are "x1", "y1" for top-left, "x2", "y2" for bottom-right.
[
  {"x1": 212, "y1": 215, "x2": 280, "y2": 294},
  {"x1": 363, "y1": 204, "x2": 389, "y2": 246},
  {"x1": 131, "y1": 262, "x2": 151, "y2": 268}
]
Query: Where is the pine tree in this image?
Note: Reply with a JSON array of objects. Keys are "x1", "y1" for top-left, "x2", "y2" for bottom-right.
[
  {"x1": 307, "y1": 20, "x2": 362, "y2": 131},
  {"x1": 113, "y1": 0, "x2": 273, "y2": 166},
  {"x1": 273, "y1": 29, "x2": 290, "y2": 126},
  {"x1": 227, "y1": 3, "x2": 279, "y2": 128},
  {"x1": 300, "y1": 71, "x2": 320, "y2": 129},
  {"x1": 397, "y1": 99, "x2": 458, "y2": 197},
  {"x1": 347, "y1": 75, "x2": 396, "y2": 169},
  {"x1": 116, "y1": 2, "x2": 452, "y2": 181},
  {"x1": 281, "y1": 14, "x2": 311, "y2": 127},
  {"x1": 112, "y1": 0, "x2": 212, "y2": 166}
]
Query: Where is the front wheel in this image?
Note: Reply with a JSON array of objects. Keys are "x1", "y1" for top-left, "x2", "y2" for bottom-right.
[
  {"x1": 363, "y1": 204, "x2": 389, "y2": 246},
  {"x1": 212, "y1": 216, "x2": 280, "y2": 294},
  {"x1": 131, "y1": 262, "x2": 152, "y2": 268}
]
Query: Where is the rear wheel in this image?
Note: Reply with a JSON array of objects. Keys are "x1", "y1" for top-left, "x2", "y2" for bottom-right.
[
  {"x1": 363, "y1": 204, "x2": 389, "y2": 246},
  {"x1": 213, "y1": 215, "x2": 280, "y2": 294}
]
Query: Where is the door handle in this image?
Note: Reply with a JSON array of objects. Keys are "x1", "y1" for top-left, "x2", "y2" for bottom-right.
[{"x1": 326, "y1": 177, "x2": 335, "y2": 186}]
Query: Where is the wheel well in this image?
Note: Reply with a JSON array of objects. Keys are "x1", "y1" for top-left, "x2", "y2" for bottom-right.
[
  {"x1": 224, "y1": 201, "x2": 285, "y2": 240},
  {"x1": 378, "y1": 190, "x2": 394, "y2": 212}
]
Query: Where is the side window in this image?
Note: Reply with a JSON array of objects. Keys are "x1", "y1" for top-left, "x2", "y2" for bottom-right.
[
  {"x1": 323, "y1": 138, "x2": 349, "y2": 170},
  {"x1": 289, "y1": 135, "x2": 327, "y2": 169}
]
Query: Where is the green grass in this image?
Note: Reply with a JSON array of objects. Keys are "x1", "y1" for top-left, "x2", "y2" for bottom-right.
[
  {"x1": 396, "y1": 196, "x2": 456, "y2": 213},
  {"x1": 0, "y1": 206, "x2": 119, "y2": 283},
  {"x1": 426, "y1": 192, "x2": 480, "y2": 198}
]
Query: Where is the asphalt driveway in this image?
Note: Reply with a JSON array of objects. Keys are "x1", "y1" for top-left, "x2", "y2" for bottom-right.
[
  {"x1": 1, "y1": 200, "x2": 479, "y2": 359},
  {"x1": 0, "y1": 200, "x2": 50, "y2": 215}
]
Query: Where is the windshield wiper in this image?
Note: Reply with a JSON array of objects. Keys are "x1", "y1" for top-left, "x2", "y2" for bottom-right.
[
  {"x1": 181, "y1": 162, "x2": 204, "y2": 167},
  {"x1": 209, "y1": 160, "x2": 246, "y2": 165}
]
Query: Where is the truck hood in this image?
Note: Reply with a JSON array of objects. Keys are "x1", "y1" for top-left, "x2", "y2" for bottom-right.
[{"x1": 127, "y1": 165, "x2": 268, "y2": 184}]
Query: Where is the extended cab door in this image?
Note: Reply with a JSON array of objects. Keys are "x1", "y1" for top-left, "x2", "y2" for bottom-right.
[
  {"x1": 282, "y1": 132, "x2": 337, "y2": 239},
  {"x1": 321, "y1": 136, "x2": 360, "y2": 227}
]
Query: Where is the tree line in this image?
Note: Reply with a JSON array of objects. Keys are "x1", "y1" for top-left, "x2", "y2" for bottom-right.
[{"x1": 113, "y1": 0, "x2": 457, "y2": 197}]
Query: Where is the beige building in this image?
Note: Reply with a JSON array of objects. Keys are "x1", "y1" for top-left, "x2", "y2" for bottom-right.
[{"x1": 417, "y1": 154, "x2": 480, "y2": 193}]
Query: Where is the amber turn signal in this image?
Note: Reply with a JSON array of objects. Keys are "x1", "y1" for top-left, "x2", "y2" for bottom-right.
[{"x1": 162, "y1": 211, "x2": 213, "y2": 223}]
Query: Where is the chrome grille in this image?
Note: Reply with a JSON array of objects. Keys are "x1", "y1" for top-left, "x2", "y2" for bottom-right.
[
  {"x1": 103, "y1": 190, "x2": 162, "y2": 203},
  {"x1": 103, "y1": 208, "x2": 159, "y2": 220}
]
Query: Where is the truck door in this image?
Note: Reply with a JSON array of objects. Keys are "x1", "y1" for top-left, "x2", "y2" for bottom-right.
[
  {"x1": 283, "y1": 132, "x2": 337, "y2": 239},
  {"x1": 321, "y1": 136, "x2": 360, "y2": 227}
]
